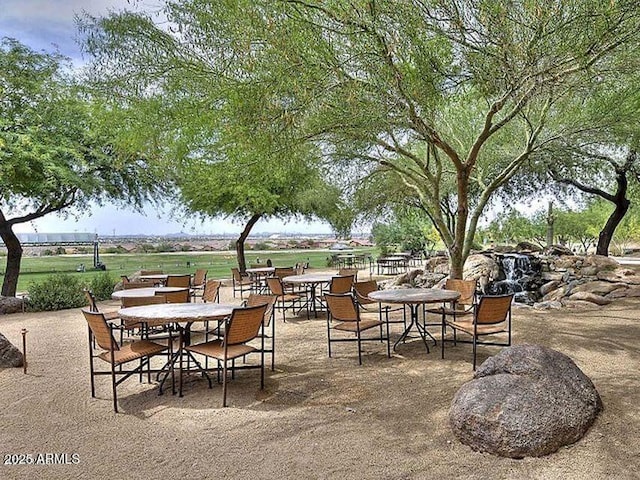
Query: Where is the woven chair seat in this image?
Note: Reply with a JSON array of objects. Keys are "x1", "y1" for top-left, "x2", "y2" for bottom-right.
[
  {"x1": 447, "y1": 319, "x2": 507, "y2": 336},
  {"x1": 334, "y1": 319, "x2": 382, "y2": 332},
  {"x1": 98, "y1": 340, "x2": 167, "y2": 365},
  {"x1": 186, "y1": 340, "x2": 256, "y2": 361}
]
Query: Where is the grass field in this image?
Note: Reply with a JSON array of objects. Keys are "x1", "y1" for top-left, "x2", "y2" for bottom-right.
[{"x1": 2, "y1": 248, "x2": 376, "y2": 293}]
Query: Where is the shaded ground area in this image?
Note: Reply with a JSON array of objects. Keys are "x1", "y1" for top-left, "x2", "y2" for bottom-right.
[{"x1": 1, "y1": 283, "x2": 639, "y2": 479}]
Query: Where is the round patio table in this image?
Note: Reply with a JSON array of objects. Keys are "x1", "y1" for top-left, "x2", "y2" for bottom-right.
[
  {"x1": 118, "y1": 302, "x2": 238, "y2": 394},
  {"x1": 282, "y1": 273, "x2": 335, "y2": 318},
  {"x1": 111, "y1": 286, "x2": 188, "y2": 301},
  {"x1": 246, "y1": 267, "x2": 276, "y2": 294},
  {"x1": 368, "y1": 288, "x2": 460, "y2": 353}
]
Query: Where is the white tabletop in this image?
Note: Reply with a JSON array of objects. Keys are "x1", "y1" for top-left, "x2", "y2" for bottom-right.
[
  {"x1": 118, "y1": 302, "x2": 237, "y2": 327},
  {"x1": 111, "y1": 286, "x2": 189, "y2": 300},
  {"x1": 246, "y1": 267, "x2": 276, "y2": 274},
  {"x1": 282, "y1": 273, "x2": 335, "y2": 284},
  {"x1": 368, "y1": 288, "x2": 460, "y2": 305}
]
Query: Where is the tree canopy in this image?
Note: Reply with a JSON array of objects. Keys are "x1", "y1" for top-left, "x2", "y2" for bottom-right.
[{"x1": 0, "y1": 38, "x2": 166, "y2": 296}]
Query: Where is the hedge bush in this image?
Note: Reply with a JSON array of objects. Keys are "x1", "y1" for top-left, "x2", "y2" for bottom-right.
[
  {"x1": 27, "y1": 274, "x2": 86, "y2": 312},
  {"x1": 89, "y1": 272, "x2": 117, "y2": 301}
]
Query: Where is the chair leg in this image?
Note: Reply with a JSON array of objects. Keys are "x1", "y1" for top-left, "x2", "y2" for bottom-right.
[
  {"x1": 179, "y1": 330, "x2": 184, "y2": 398},
  {"x1": 356, "y1": 327, "x2": 362, "y2": 366},
  {"x1": 271, "y1": 320, "x2": 276, "y2": 371},
  {"x1": 222, "y1": 360, "x2": 228, "y2": 407},
  {"x1": 88, "y1": 331, "x2": 96, "y2": 398},
  {"x1": 385, "y1": 319, "x2": 391, "y2": 358},
  {"x1": 111, "y1": 363, "x2": 118, "y2": 413},
  {"x1": 472, "y1": 335, "x2": 477, "y2": 371},
  {"x1": 441, "y1": 317, "x2": 446, "y2": 359},
  {"x1": 261, "y1": 348, "x2": 265, "y2": 390},
  {"x1": 326, "y1": 319, "x2": 332, "y2": 358}
]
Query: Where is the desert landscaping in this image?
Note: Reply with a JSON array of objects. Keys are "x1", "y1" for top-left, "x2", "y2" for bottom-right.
[{"x1": 1, "y1": 277, "x2": 639, "y2": 480}]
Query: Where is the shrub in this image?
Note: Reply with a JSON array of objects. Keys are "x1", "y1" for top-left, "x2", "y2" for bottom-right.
[
  {"x1": 89, "y1": 272, "x2": 117, "y2": 301},
  {"x1": 27, "y1": 274, "x2": 86, "y2": 311}
]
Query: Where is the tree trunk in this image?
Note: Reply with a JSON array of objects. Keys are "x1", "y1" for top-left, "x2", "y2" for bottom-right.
[
  {"x1": 596, "y1": 195, "x2": 629, "y2": 256},
  {"x1": 449, "y1": 248, "x2": 465, "y2": 279},
  {"x1": 235, "y1": 213, "x2": 262, "y2": 274},
  {"x1": 0, "y1": 222, "x2": 23, "y2": 297}
]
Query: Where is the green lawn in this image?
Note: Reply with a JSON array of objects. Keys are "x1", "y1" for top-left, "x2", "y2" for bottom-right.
[{"x1": 3, "y1": 248, "x2": 376, "y2": 293}]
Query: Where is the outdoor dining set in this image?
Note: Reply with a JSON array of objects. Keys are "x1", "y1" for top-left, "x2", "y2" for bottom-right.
[{"x1": 82, "y1": 266, "x2": 514, "y2": 413}]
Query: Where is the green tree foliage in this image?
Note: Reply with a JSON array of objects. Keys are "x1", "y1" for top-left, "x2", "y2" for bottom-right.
[
  {"x1": 371, "y1": 210, "x2": 438, "y2": 256},
  {"x1": 78, "y1": 7, "x2": 351, "y2": 272},
  {"x1": 483, "y1": 208, "x2": 547, "y2": 247},
  {"x1": 0, "y1": 38, "x2": 165, "y2": 296}
]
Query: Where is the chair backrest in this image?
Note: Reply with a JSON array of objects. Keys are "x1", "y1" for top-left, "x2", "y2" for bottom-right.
[
  {"x1": 246, "y1": 294, "x2": 277, "y2": 327},
  {"x1": 445, "y1": 278, "x2": 477, "y2": 308},
  {"x1": 159, "y1": 288, "x2": 190, "y2": 303},
  {"x1": 475, "y1": 294, "x2": 513, "y2": 325},
  {"x1": 121, "y1": 275, "x2": 130, "y2": 284},
  {"x1": 82, "y1": 309, "x2": 118, "y2": 351},
  {"x1": 202, "y1": 279, "x2": 221, "y2": 303},
  {"x1": 249, "y1": 264, "x2": 262, "y2": 269},
  {"x1": 266, "y1": 277, "x2": 285, "y2": 296},
  {"x1": 225, "y1": 304, "x2": 269, "y2": 346},
  {"x1": 121, "y1": 295, "x2": 167, "y2": 308},
  {"x1": 338, "y1": 268, "x2": 358, "y2": 280},
  {"x1": 325, "y1": 293, "x2": 359, "y2": 323},
  {"x1": 353, "y1": 280, "x2": 378, "y2": 305},
  {"x1": 231, "y1": 267, "x2": 246, "y2": 281},
  {"x1": 294, "y1": 262, "x2": 306, "y2": 275},
  {"x1": 330, "y1": 275, "x2": 354, "y2": 294},
  {"x1": 275, "y1": 267, "x2": 295, "y2": 280},
  {"x1": 166, "y1": 274, "x2": 191, "y2": 288},
  {"x1": 192, "y1": 269, "x2": 207, "y2": 286},
  {"x1": 84, "y1": 289, "x2": 98, "y2": 312}
]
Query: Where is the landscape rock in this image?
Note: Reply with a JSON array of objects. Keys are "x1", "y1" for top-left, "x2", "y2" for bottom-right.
[
  {"x1": 539, "y1": 281, "x2": 560, "y2": 296},
  {"x1": 424, "y1": 256, "x2": 449, "y2": 275},
  {"x1": 463, "y1": 254, "x2": 500, "y2": 293},
  {"x1": 515, "y1": 241, "x2": 542, "y2": 253},
  {"x1": 543, "y1": 245, "x2": 575, "y2": 256},
  {"x1": 567, "y1": 291, "x2": 612, "y2": 305},
  {"x1": 607, "y1": 286, "x2": 640, "y2": 298},
  {"x1": 0, "y1": 296, "x2": 25, "y2": 315},
  {"x1": 571, "y1": 281, "x2": 625, "y2": 296},
  {"x1": 0, "y1": 332, "x2": 23, "y2": 367},
  {"x1": 449, "y1": 344, "x2": 602, "y2": 458},
  {"x1": 532, "y1": 300, "x2": 563, "y2": 310},
  {"x1": 582, "y1": 255, "x2": 619, "y2": 271}
]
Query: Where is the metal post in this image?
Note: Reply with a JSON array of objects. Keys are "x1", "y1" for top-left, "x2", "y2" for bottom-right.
[{"x1": 21, "y1": 328, "x2": 28, "y2": 374}]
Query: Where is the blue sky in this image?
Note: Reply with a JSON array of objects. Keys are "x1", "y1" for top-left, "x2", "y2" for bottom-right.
[{"x1": 1, "y1": 1, "x2": 335, "y2": 236}]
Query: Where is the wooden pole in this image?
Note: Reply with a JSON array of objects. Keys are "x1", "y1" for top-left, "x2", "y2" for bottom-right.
[{"x1": 21, "y1": 328, "x2": 27, "y2": 374}]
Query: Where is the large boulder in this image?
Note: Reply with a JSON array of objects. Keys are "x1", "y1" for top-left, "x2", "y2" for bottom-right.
[
  {"x1": 463, "y1": 254, "x2": 500, "y2": 293},
  {"x1": 0, "y1": 333, "x2": 23, "y2": 367},
  {"x1": 449, "y1": 344, "x2": 602, "y2": 458},
  {"x1": 0, "y1": 296, "x2": 24, "y2": 314}
]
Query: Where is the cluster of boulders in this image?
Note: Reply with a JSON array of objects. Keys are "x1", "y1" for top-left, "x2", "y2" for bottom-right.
[{"x1": 381, "y1": 249, "x2": 640, "y2": 309}]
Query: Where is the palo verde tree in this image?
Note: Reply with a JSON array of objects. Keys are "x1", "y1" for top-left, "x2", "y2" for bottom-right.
[
  {"x1": 179, "y1": 147, "x2": 348, "y2": 272},
  {"x1": 0, "y1": 38, "x2": 166, "y2": 296}
]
